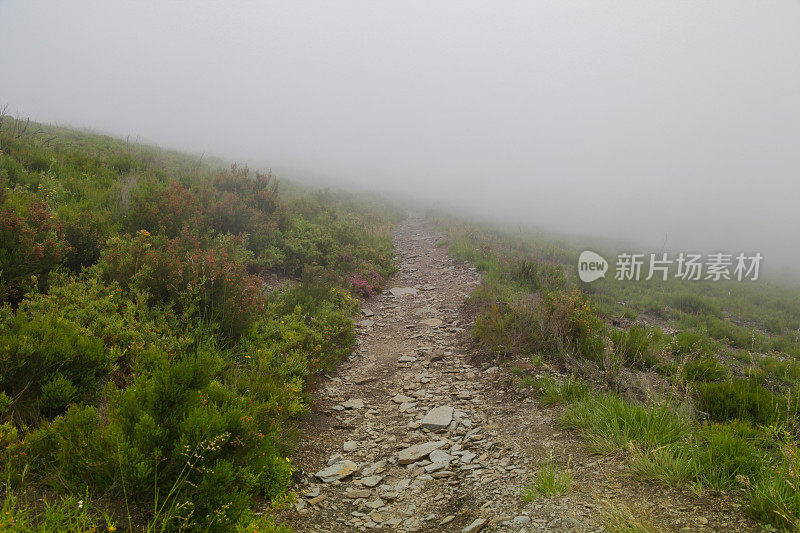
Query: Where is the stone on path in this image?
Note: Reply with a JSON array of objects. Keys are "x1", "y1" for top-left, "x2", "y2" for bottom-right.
[
  {"x1": 343, "y1": 440, "x2": 358, "y2": 452},
  {"x1": 345, "y1": 488, "x2": 372, "y2": 499},
  {"x1": 462, "y1": 518, "x2": 488, "y2": 533},
  {"x1": 315, "y1": 460, "x2": 357, "y2": 482},
  {"x1": 357, "y1": 319, "x2": 374, "y2": 327},
  {"x1": 429, "y1": 450, "x2": 453, "y2": 464},
  {"x1": 420, "y1": 405, "x2": 454, "y2": 431},
  {"x1": 392, "y1": 393, "x2": 414, "y2": 404},
  {"x1": 420, "y1": 318, "x2": 443, "y2": 327},
  {"x1": 303, "y1": 486, "x2": 320, "y2": 498},
  {"x1": 398, "y1": 440, "x2": 448, "y2": 465},
  {"x1": 362, "y1": 308, "x2": 375, "y2": 317},
  {"x1": 389, "y1": 287, "x2": 418, "y2": 297},
  {"x1": 361, "y1": 475, "x2": 383, "y2": 488},
  {"x1": 342, "y1": 398, "x2": 364, "y2": 409}
]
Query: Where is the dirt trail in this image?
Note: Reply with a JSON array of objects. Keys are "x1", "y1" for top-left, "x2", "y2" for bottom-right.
[{"x1": 285, "y1": 215, "x2": 758, "y2": 532}]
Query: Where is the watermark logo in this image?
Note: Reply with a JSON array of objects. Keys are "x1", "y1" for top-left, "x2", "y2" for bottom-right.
[
  {"x1": 578, "y1": 251, "x2": 763, "y2": 282},
  {"x1": 578, "y1": 250, "x2": 608, "y2": 283}
]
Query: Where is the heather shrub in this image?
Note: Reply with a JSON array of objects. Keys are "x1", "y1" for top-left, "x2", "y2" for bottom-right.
[
  {"x1": 101, "y1": 233, "x2": 265, "y2": 340},
  {"x1": 60, "y1": 204, "x2": 111, "y2": 271},
  {"x1": 23, "y1": 350, "x2": 294, "y2": 531},
  {"x1": 542, "y1": 289, "x2": 605, "y2": 362},
  {"x1": 124, "y1": 179, "x2": 200, "y2": 237},
  {"x1": 18, "y1": 271, "x2": 186, "y2": 374},
  {"x1": 0, "y1": 311, "x2": 111, "y2": 422},
  {"x1": 0, "y1": 183, "x2": 70, "y2": 303}
]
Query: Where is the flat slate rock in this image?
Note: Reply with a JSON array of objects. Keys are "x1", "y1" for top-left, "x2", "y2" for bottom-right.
[
  {"x1": 462, "y1": 518, "x2": 488, "y2": 533},
  {"x1": 392, "y1": 394, "x2": 415, "y2": 404},
  {"x1": 389, "y1": 287, "x2": 418, "y2": 297},
  {"x1": 315, "y1": 460, "x2": 357, "y2": 482},
  {"x1": 342, "y1": 398, "x2": 365, "y2": 409},
  {"x1": 420, "y1": 318, "x2": 443, "y2": 327},
  {"x1": 398, "y1": 440, "x2": 448, "y2": 465},
  {"x1": 420, "y1": 405, "x2": 454, "y2": 431}
]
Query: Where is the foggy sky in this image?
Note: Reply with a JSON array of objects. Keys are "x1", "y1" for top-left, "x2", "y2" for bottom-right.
[{"x1": 1, "y1": 1, "x2": 799, "y2": 272}]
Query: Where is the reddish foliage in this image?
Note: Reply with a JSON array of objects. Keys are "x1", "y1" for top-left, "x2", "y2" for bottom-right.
[
  {"x1": 101, "y1": 231, "x2": 266, "y2": 340},
  {"x1": 0, "y1": 182, "x2": 70, "y2": 303}
]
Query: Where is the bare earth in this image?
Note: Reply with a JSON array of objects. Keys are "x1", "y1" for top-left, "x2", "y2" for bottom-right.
[{"x1": 283, "y1": 215, "x2": 758, "y2": 532}]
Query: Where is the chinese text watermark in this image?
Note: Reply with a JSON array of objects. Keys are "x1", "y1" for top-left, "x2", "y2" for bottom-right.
[{"x1": 578, "y1": 251, "x2": 762, "y2": 283}]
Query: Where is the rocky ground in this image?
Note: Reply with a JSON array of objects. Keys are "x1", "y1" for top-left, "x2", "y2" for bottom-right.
[{"x1": 282, "y1": 215, "x2": 759, "y2": 532}]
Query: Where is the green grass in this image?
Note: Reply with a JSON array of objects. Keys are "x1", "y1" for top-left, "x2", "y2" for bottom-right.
[
  {"x1": 598, "y1": 503, "x2": 662, "y2": 533},
  {"x1": 432, "y1": 212, "x2": 800, "y2": 531},
  {"x1": 522, "y1": 375, "x2": 590, "y2": 406},
  {"x1": 522, "y1": 460, "x2": 573, "y2": 500},
  {"x1": 560, "y1": 394, "x2": 689, "y2": 453}
]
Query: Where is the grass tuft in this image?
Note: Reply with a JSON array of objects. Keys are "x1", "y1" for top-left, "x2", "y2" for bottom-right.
[{"x1": 522, "y1": 460, "x2": 573, "y2": 500}]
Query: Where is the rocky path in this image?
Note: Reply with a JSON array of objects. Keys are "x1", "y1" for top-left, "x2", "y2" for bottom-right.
[{"x1": 284, "y1": 215, "x2": 758, "y2": 532}]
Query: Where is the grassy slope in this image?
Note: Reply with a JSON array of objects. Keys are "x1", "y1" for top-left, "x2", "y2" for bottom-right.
[
  {"x1": 432, "y1": 213, "x2": 800, "y2": 531},
  {"x1": 0, "y1": 117, "x2": 399, "y2": 531}
]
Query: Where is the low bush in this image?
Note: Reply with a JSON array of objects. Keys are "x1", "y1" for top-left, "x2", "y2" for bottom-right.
[
  {"x1": 21, "y1": 348, "x2": 295, "y2": 531},
  {"x1": 101, "y1": 233, "x2": 265, "y2": 341},
  {"x1": 0, "y1": 183, "x2": 70, "y2": 304},
  {"x1": 0, "y1": 311, "x2": 111, "y2": 423}
]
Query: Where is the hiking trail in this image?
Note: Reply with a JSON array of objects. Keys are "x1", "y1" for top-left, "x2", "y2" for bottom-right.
[{"x1": 284, "y1": 215, "x2": 756, "y2": 532}]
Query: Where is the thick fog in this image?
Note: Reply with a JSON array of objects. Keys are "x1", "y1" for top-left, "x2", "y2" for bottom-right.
[{"x1": 1, "y1": 1, "x2": 799, "y2": 273}]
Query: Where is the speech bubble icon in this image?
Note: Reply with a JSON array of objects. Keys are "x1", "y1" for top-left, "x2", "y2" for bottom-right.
[{"x1": 578, "y1": 251, "x2": 608, "y2": 283}]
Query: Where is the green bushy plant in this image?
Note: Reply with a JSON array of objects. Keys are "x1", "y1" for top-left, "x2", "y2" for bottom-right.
[
  {"x1": 0, "y1": 182, "x2": 70, "y2": 304},
  {"x1": 0, "y1": 311, "x2": 111, "y2": 422}
]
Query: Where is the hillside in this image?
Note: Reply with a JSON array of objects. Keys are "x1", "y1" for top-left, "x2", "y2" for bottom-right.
[
  {"x1": 0, "y1": 118, "x2": 398, "y2": 531},
  {"x1": 3, "y1": 118, "x2": 800, "y2": 532}
]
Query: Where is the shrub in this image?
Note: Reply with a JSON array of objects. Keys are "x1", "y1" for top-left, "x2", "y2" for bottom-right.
[
  {"x1": 0, "y1": 311, "x2": 111, "y2": 423},
  {"x1": 349, "y1": 264, "x2": 384, "y2": 298},
  {"x1": 543, "y1": 289, "x2": 605, "y2": 362},
  {"x1": 0, "y1": 183, "x2": 70, "y2": 304},
  {"x1": 101, "y1": 233, "x2": 266, "y2": 340},
  {"x1": 60, "y1": 206, "x2": 110, "y2": 271},
  {"x1": 124, "y1": 179, "x2": 200, "y2": 238},
  {"x1": 17, "y1": 270, "x2": 186, "y2": 375},
  {"x1": 23, "y1": 351, "x2": 295, "y2": 532}
]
